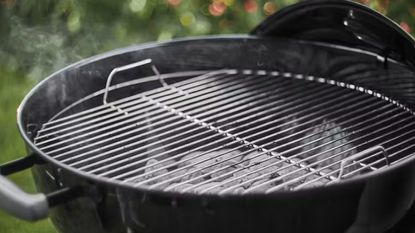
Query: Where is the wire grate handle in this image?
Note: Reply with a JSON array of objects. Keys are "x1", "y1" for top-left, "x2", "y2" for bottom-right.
[
  {"x1": 337, "y1": 145, "x2": 390, "y2": 180},
  {"x1": 103, "y1": 59, "x2": 162, "y2": 105}
]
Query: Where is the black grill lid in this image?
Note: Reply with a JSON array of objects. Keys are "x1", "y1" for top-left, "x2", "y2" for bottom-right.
[{"x1": 252, "y1": 0, "x2": 415, "y2": 69}]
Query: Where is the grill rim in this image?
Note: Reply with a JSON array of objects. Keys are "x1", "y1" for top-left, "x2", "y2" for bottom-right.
[{"x1": 17, "y1": 36, "x2": 415, "y2": 198}]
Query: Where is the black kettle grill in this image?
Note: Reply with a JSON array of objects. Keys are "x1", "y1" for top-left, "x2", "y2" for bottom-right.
[{"x1": 1, "y1": 1, "x2": 415, "y2": 233}]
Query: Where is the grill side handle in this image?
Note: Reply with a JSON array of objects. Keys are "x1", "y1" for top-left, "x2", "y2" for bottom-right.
[
  {"x1": 0, "y1": 173, "x2": 48, "y2": 221},
  {"x1": 0, "y1": 154, "x2": 48, "y2": 221},
  {"x1": 0, "y1": 154, "x2": 85, "y2": 221}
]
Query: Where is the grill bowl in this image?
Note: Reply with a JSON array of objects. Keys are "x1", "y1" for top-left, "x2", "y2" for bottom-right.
[{"x1": 15, "y1": 36, "x2": 415, "y2": 233}]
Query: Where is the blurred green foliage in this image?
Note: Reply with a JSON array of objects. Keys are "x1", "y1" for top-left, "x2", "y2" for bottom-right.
[
  {"x1": 0, "y1": 0, "x2": 298, "y2": 79},
  {"x1": 0, "y1": 0, "x2": 414, "y2": 233},
  {"x1": 0, "y1": 0, "x2": 412, "y2": 81}
]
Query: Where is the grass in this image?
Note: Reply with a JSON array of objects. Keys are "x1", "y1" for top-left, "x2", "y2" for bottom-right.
[{"x1": 0, "y1": 67, "x2": 57, "y2": 233}]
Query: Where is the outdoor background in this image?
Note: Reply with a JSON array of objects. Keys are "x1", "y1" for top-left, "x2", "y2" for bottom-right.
[{"x1": 0, "y1": 0, "x2": 413, "y2": 232}]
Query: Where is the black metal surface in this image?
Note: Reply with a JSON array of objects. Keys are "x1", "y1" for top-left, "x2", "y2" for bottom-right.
[
  {"x1": 252, "y1": 0, "x2": 415, "y2": 69},
  {"x1": 46, "y1": 186, "x2": 86, "y2": 208},
  {"x1": 3, "y1": 0, "x2": 415, "y2": 232},
  {"x1": 0, "y1": 154, "x2": 43, "y2": 176},
  {"x1": 30, "y1": 155, "x2": 415, "y2": 233}
]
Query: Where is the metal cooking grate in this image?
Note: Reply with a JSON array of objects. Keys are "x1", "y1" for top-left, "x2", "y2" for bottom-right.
[{"x1": 34, "y1": 60, "x2": 415, "y2": 194}]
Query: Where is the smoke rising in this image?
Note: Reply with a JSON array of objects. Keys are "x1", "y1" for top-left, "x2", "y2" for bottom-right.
[{"x1": 0, "y1": 15, "x2": 85, "y2": 80}]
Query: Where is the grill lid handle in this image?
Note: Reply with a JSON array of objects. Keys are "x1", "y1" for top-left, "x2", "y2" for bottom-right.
[{"x1": 251, "y1": 0, "x2": 415, "y2": 69}]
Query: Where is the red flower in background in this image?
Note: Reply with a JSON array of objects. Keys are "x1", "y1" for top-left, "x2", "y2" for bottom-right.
[
  {"x1": 167, "y1": 0, "x2": 181, "y2": 7},
  {"x1": 244, "y1": 0, "x2": 258, "y2": 13},
  {"x1": 209, "y1": 1, "x2": 227, "y2": 16},
  {"x1": 400, "y1": 21, "x2": 412, "y2": 33}
]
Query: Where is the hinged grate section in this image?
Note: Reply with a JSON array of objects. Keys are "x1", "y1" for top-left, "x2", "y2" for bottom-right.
[{"x1": 34, "y1": 66, "x2": 415, "y2": 194}]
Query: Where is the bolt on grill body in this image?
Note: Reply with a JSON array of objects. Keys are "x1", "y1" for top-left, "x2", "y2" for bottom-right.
[{"x1": 34, "y1": 60, "x2": 415, "y2": 194}]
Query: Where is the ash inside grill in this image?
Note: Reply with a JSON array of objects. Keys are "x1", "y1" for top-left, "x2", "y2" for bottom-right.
[
  {"x1": 33, "y1": 66, "x2": 415, "y2": 194},
  {"x1": 137, "y1": 149, "x2": 332, "y2": 194}
]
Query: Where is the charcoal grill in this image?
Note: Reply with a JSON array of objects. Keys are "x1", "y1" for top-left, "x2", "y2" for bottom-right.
[{"x1": 2, "y1": 1, "x2": 415, "y2": 233}]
